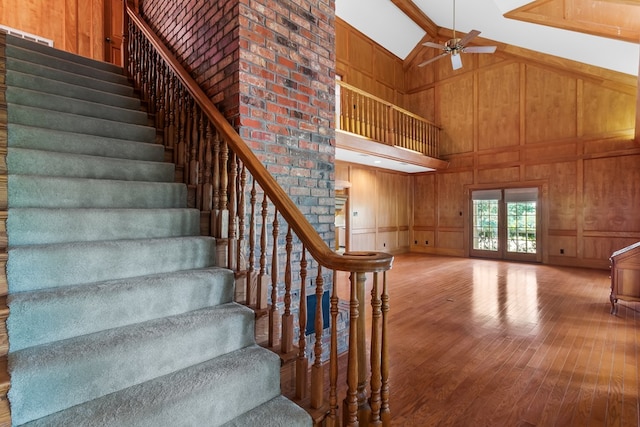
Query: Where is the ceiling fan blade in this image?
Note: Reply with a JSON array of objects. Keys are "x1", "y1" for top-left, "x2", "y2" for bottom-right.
[
  {"x1": 458, "y1": 29, "x2": 481, "y2": 47},
  {"x1": 451, "y1": 53, "x2": 463, "y2": 70},
  {"x1": 422, "y1": 41, "x2": 447, "y2": 50},
  {"x1": 418, "y1": 52, "x2": 448, "y2": 68},
  {"x1": 464, "y1": 45, "x2": 497, "y2": 54}
]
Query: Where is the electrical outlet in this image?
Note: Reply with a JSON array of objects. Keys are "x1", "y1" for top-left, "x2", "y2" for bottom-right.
[
  {"x1": 425, "y1": 240, "x2": 429, "y2": 245},
  {"x1": 560, "y1": 249, "x2": 564, "y2": 254}
]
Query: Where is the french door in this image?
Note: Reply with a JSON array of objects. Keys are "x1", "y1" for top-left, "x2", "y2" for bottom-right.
[{"x1": 470, "y1": 188, "x2": 540, "y2": 262}]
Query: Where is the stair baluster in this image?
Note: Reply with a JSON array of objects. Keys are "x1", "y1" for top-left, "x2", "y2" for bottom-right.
[
  {"x1": 295, "y1": 248, "x2": 308, "y2": 400},
  {"x1": 281, "y1": 226, "x2": 294, "y2": 354}
]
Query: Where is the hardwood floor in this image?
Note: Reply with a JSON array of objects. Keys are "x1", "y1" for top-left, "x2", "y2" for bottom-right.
[{"x1": 283, "y1": 253, "x2": 640, "y2": 426}]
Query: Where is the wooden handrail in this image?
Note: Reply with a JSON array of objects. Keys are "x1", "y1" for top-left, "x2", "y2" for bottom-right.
[{"x1": 126, "y1": 6, "x2": 392, "y2": 273}]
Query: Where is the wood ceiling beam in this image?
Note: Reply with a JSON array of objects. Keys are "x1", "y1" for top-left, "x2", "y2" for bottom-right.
[{"x1": 390, "y1": 0, "x2": 439, "y2": 38}]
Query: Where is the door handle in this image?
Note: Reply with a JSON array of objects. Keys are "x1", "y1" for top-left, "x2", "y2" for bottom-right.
[{"x1": 105, "y1": 37, "x2": 111, "y2": 43}]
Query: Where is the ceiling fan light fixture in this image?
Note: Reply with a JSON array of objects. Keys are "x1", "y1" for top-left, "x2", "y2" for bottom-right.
[{"x1": 451, "y1": 52, "x2": 463, "y2": 70}]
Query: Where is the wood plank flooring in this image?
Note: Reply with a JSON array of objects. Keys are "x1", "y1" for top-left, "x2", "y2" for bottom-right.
[{"x1": 281, "y1": 253, "x2": 640, "y2": 426}]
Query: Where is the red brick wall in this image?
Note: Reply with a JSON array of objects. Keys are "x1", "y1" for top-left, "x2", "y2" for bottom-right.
[
  {"x1": 140, "y1": 0, "x2": 336, "y2": 244},
  {"x1": 140, "y1": 0, "x2": 241, "y2": 123}
]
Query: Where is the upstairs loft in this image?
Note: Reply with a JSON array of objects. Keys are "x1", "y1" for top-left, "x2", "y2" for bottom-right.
[{"x1": 335, "y1": 80, "x2": 449, "y2": 173}]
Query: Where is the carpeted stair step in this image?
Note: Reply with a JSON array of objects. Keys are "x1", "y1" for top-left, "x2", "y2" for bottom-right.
[
  {"x1": 7, "y1": 236, "x2": 217, "y2": 293},
  {"x1": 7, "y1": 207, "x2": 200, "y2": 246},
  {"x1": 8, "y1": 123, "x2": 165, "y2": 162},
  {"x1": 7, "y1": 104, "x2": 156, "y2": 142},
  {"x1": 7, "y1": 148, "x2": 175, "y2": 182},
  {"x1": 8, "y1": 175, "x2": 186, "y2": 209},
  {"x1": 221, "y1": 395, "x2": 312, "y2": 427},
  {"x1": 6, "y1": 57, "x2": 134, "y2": 97},
  {"x1": 8, "y1": 304, "x2": 256, "y2": 426},
  {"x1": 7, "y1": 267, "x2": 234, "y2": 351},
  {"x1": 17, "y1": 345, "x2": 294, "y2": 427},
  {"x1": 6, "y1": 43, "x2": 129, "y2": 85},
  {"x1": 7, "y1": 70, "x2": 141, "y2": 110},
  {"x1": 6, "y1": 35, "x2": 123, "y2": 74},
  {"x1": 7, "y1": 86, "x2": 149, "y2": 125}
]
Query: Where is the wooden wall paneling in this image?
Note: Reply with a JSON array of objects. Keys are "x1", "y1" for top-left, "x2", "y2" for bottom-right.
[
  {"x1": 582, "y1": 80, "x2": 636, "y2": 136},
  {"x1": 437, "y1": 75, "x2": 475, "y2": 156},
  {"x1": 477, "y1": 149, "x2": 520, "y2": 168},
  {"x1": 583, "y1": 236, "x2": 640, "y2": 265},
  {"x1": 525, "y1": 162, "x2": 577, "y2": 230},
  {"x1": 377, "y1": 230, "x2": 397, "y2": 252},
  {"x1": 348, "y1": 31, "x2": 373, "y2": 76},
  {"x1": 476, "y1": 166, "x2": 520, "y2": 184},
  {"x1": 436, "y1": 230, "x2": 464, "y2": 254},
  {"x1": 0, "y1": 0, "x2": 104, "y2": 61},
  {"x1": 349, "y1": 166, "x2": 377, "y2": 231},
  {"x1": 335, "y1": 20, "x2": 349, "y2": 66},
  {"x1": 548, "y1": 235, "x2": 578, "y2": 258},
  {"x1": 64, "y1": 0, "x2": 78, "y2": 53},
  {"x1": 524, "y1": 141, "x2": 577, "y2": 163},
  {"x1": 413, "y1": 173, "x2": 436, "y2": 227},
  {"x1": 352, "y1": 231, "x2": 376, "y2": 252},
  {"x1": 406, "y1": 88, "x2": 436, "y2": 123},
  {"x1": 477, "y1": 63, "x2": 521, "y2": 150},
  {"x1": 525, "y1": 64, "x2": 578, "y2": 143},
  {"x1": 376, "y1": 170, "x2": 398, "y2": 228},
  {"x1": 583, "y1": 155, "x2": 640, "y2": 233},
  {"x1": 77, "y1": 0, "x2": 92, "y2": 58},
  {"x1": 374, "y1": 48, "x2": 399, "y2": 89},
  {"x1": 437, "y1": 171, "x2": 473, "y2": 230}
]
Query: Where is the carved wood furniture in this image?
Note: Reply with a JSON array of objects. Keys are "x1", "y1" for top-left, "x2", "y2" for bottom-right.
[{"x1": 609, "y1": 242, "x2": 640, "y2": 315}]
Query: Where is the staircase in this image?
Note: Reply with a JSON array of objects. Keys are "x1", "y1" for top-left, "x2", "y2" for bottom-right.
[{"x1": 1, "y1": 34, "x2": 311, "y2": 426}]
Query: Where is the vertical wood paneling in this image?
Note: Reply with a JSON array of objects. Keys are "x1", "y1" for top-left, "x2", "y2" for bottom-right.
[
  {"x1": 583, "y1": 156, "x2": 640, "y2": 233},
  {"x1": 525, "y1": 162, "x2": 577, "y2": 230},
  {"x1": 525, "y1": 65, "x2": 577, "y2": 143},
  {"x1": 478, "y1": 63, "x2": 520, "y2": 150},
  {"x1": 437, "y1": 172, "x2": 473, "y2": 229},
  {"x1": 0, "y1": 0, "x2": 104, "y2": 61},
  {"x1": 582, "y1": 81, "x2": 636, "y2": 135},
  {"x1": 438, "y1": 76, "x2": 474, "y2": 156},
  {"x1": 350, "y1": 167, "x2": 377, "y2": 231}
]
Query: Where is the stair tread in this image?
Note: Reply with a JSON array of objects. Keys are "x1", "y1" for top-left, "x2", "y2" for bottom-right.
[
  {"x1": 7, "y1": 207, "x2": 200, "y2": 246},
  {"x1": 8, "y1": 104, "x2": 156, "y2": 142},
  {"x1": 7, "y1": 267, "x2": 235, "y2": 350},
  {"x1": 7, "y1": 86, "x2": 149, "y2": 125},
  {"x1": 221, "y1": 395, "x2": 312, "y2": 427},
  {"x1": 8, "y1": 174, "x2": 187, "y2": 209},
  {"x1": 8, "y1": 123, "x2": 165, "y2": 162},
  {"x1": 7, "y1": 236, "x2": 218, "y2": 292},
  {"x1": 9, "y1": 303, "x2": 257, "y2": 424},
  {"x1": 8, "y1": 147, "x2": 175, "y2": 182},
  {"x1": 6, "y1": 43, "x2": 129, "y2": 84},
  {"x1": 7, "y1": 57, "x2": 133, "y2": 97},
  {"x1": 17, "y1": 345, "x2": 283, "y2": 427},
  {"x1": 6, "y1": 34, "x2": 123, "y2": 74},
  {"x1": 7, "y1": 69, "x2": 141, "y2": 110}
]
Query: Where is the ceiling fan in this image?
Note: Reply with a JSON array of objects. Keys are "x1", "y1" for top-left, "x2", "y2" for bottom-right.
[{"x1": 418, "y1": 0, "x2": 497, "y2": 70}]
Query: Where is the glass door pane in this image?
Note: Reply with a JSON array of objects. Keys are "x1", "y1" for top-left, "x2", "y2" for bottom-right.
[
  {"x1": 472, "y1": 199, "x2": 499, "y2": 252},
  {"x1": 506, "y1": 201, "x2": 537, "y2": 254}
]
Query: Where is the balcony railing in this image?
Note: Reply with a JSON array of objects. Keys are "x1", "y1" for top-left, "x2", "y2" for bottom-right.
[{"x1": 337, "y1": 80, "x2": 441, "y2": 158}]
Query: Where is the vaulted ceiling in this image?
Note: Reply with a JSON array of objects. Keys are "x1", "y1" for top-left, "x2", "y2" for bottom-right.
[{"x1": 336, "y1": 0, "x2": 640, "y2": 76}]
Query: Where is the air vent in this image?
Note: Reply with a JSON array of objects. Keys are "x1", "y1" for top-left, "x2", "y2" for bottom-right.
[{"x1": 0, "y1": 25, "x2": 53, "y2": 46}]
